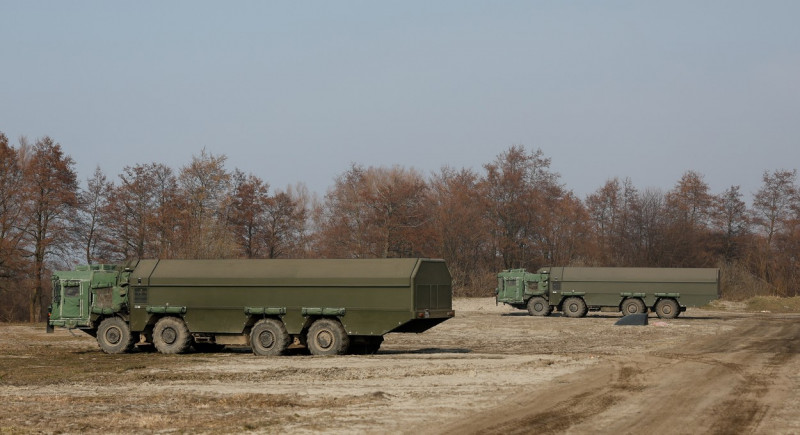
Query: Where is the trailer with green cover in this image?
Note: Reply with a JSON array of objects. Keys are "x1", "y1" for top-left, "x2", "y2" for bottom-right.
[
  {"x1": 496, "y1": 266, "x2": 719, "y2": 319},
  {"x1": 47, "y1": 258, "x2": 454, "y2": 355}
]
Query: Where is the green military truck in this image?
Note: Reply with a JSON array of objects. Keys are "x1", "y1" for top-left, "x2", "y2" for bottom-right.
[
  {"x1": 496, "y1": 267, "x2": 719, "y2": 319},
  {"x1": 47, "y1": 258, "x2": 454, "y2": 356}
]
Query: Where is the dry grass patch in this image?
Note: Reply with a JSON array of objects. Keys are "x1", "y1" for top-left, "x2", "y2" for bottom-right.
[{"x1": 745, "y1": 296, "x2": 800, "y2": 313}]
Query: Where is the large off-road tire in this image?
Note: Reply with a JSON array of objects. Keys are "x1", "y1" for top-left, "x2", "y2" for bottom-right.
[
  {"x1": 527, "y1": 296, "x2": 553, "y2": 316},
  {"x1": 306, "y1": 318, "x2": 350, "y2": 356},
  {"x1": 655, "y1": 298, "x2": 680, "y2": 319},
  {"x1": 621, "y1": 298, "x2": 647, "y2": 316},
  {"x1": 562, "y1": 297, "x2": 588, "y2": 318},
  {"x1": 250, "y1": 318, "x2": 290, "y2": 356},
  {"x1": 97, "y1": 317, "x2": 135, "y2": 354},
  {"x1": 153, "y1": 317, "x2": 192, "y2": 354}
]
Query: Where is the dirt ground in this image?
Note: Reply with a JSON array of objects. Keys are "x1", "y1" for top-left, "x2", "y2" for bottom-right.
[{"x1": 1, "y1": 298, "x2": 799, "y2": 434}]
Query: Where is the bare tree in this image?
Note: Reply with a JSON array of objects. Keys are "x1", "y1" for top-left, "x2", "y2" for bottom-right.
[
  {"x1": 0, "y1": 133, "x2": 29, "y2": 280},
  {"x1": 76, "y1": 167, "x2": 114, "y2": 263},
  {"x1": 177, "y1": 149, "x2": 233, "y2": 258},
  {"x1": 263, "y1": 189, "x2": 308, "y2": 258},
  {"x1": 751, "y1": 169, "x2": 799, "y2": 296},
  {"x1": 663, "y1": 171, "x2": 715, "y2": 266},
  {"x1": 430, "y1": 167, "x2": 492, "y2": 293},
  {"x1": 0, "y1": 133, "x2": 31, "y2": 321},
  {"x1": 314, "y1": 164, "x2": 375, "y2": 258},
  {"x1": 752, "y1": 169, "x2": 797, "y2": 247},
  {"x1": 711, "y1": 185, "x2": 750, "y2": 261},
  {"x1": 106, "y1": 163, "x2": 180, "y2": 260},
  {"x1": 228, "y1": 171, "x2": 270, "y2": 258},
  {"x1": 586, "y1": 178, "x2": 622, "y2": 264},
  {"x1": 482, "y1": 145, "x2": 562, "y2": 269},
  {"x1": 540, "y1": 191, "x2": 592, "y2": 265},
  {"x1": 314, "y1": 164, "x2": 432, "y2": 259},
  {"x1": 21, "y1": 137, "x2": 78, "y2": 322}
]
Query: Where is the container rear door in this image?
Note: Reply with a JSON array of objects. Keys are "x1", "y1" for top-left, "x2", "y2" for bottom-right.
[{"x1": 415, "y1": 284, "x2": 452, "y2": 310}]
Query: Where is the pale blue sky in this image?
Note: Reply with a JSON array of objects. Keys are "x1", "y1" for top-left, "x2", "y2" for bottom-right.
[{"x1": 2, "y1": 1, "x2": 798, "y2": 200}]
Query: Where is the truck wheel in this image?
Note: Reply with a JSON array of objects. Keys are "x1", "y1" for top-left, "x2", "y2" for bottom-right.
[
  {"x1": 153, "y1": 317, "x2": 192, "y2": 354},
  {"x1": 97, "y1": 317, "x2": 134, "y2": 354},
  {"x1": 655, "y1": 299, "x2": 680, "y2": 319},
  {"x1": 527, "y1": 296, "x2": 552, "y2": 316},
  {"x1": 562, "y1": 297, "x2": 587, "y2": 318},
  {"x1": 250, "y1": 318, "x2": 290, "y2": 356},
  {"x1": 622, "y1": 298, "x2": 647, "y2": 316},
  {"x1": 307, "y1": 318, "x2": 350, "y2": 356}
]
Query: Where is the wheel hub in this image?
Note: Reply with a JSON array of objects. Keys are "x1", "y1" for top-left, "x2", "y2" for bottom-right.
[
  {"x1": 106, "y1": 327, "x2": 121, "y2": 344},
  {"x1": 258, "y1": 331, "x2": 275, "y2": 348},
  {"x1": 316, "y1": 330, "x2": 333, "y2": 349},
  {"x1": 162, "y1": 327, "x2": 177, "y2": 345}
]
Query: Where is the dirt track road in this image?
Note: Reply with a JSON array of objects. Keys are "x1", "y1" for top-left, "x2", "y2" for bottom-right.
[
  {"x1": 1, "y1": 298, "x2": 799, "y2": 434},
  {"x1": 441, "y1": 312, "x2": 800, "y2": 435}
]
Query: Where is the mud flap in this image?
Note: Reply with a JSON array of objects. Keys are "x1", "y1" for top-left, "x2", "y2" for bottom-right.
[{"x1": 615, "y1": 313, "x2": 648, "y2": 326}]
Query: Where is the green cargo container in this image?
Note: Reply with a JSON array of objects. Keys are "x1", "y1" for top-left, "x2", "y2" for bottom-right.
[
  {"x1": 496, "y1": 266, "x2": 719, "y2": 319},
  {"x1": 48, "y1": 258, "x2": 454, "y2": 356}
]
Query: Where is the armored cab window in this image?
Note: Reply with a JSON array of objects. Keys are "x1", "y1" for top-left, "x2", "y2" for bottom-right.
[{"x1": 64, "y1": 282, "x2": 81, "y2": 297}]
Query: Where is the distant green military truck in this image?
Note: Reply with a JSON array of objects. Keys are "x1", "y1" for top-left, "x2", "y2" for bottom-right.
[
  {"x1": 496, "y1": 267, "x2": 719, "y2": 319},
  {"x1": 47, "y1": 258, "x2": 454, "y2": 355}
]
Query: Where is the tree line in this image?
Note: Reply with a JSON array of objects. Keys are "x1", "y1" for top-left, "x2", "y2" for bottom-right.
[{"x1": 1, "y1": 132, "x2": 798, "y2": 322}]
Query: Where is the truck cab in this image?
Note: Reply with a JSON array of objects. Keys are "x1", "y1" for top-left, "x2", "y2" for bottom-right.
[
  {"x1": 48, "y1": 265, "x2": 128, "y2": 333},
  {"x1": 495, "y1": 268, "x2": 549, "y2": 310}
]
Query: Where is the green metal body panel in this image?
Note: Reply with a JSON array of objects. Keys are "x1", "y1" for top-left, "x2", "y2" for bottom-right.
[
  {"x1": 496, "y1": 267, "x2": 719, "y2": 312},
  {"x1": 50, "y1": 258, "x2": 454, "y2": 340},
  {"x1": 495, "y1": 269, "x2": 549, "y2": 308},
  {"x1": 48, "y1": 265, "x2": 128, "y2": 329}
]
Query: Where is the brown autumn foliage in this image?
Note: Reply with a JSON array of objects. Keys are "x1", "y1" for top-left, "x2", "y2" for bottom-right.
[
  {"x1": 1, "y1": 131, "x2": 799, "y2": 321},
  {"x1": 312, "y1": 164, "x2": 435, "y2": 259}
]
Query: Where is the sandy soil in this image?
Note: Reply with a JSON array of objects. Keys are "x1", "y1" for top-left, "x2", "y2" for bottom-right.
[{"x1": 1, "y1": 298, "x2": 798, "y2": 434}]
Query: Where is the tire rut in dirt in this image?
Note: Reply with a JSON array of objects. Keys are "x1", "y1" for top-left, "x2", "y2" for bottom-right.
[
  {"x1": 705, "y1": 320, "x2": 800, "y2": 434},
  {"x1": 440, "y1": 362, "x2": 631, "y2": 435},
  {"x1": 481, "y1": 390, "x2": 621, "y2": 435}
]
